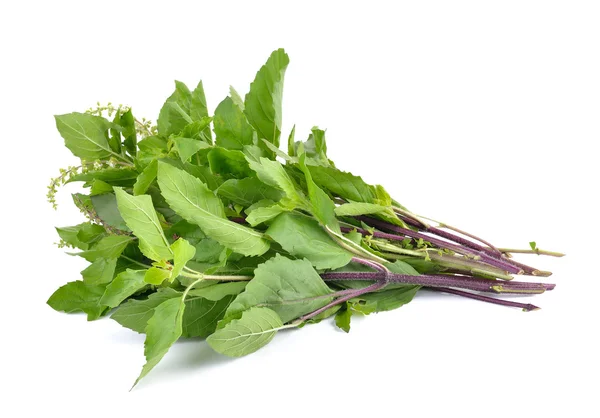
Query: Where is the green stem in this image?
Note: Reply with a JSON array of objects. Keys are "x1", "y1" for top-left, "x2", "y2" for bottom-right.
[
  {"x1": 326, "y1": 226, "x2": 388, "y2": 264},
  {"x1": 180, "y1": 270, "x2": 252, "y2": 281},
  {"x1": 498, "y1": 248, "x2": 565, "y2": 257}
]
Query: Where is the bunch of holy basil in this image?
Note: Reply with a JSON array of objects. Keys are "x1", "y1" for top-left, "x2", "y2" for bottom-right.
[{"x1": 47, "y1": 48, "x2": 560, "y2": 387}]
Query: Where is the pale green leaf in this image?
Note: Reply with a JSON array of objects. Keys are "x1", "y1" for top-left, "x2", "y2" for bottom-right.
[
  {"x1": 214, "y1": 96, "x2": 254, "y2": 150},
  {"x1": 170, "y1": 238, "x2": 196, "y2": 279},
  {"x1": 71, "y1": 235, "x2": 134, "y2": 262},
  {"x1": 207, "y1": 306, "x2": 285, "y2": 357},
  {"x1": 133, "y1": 159, "x2": 158, "y2": 195},
  {"x1": 144, "y1": 267, "x2": 171, "y2": 285},
  {"x1": 81, "y1": 258, "x2": 117, "y2": 285},
  {"x1": 244, "y1": 48, "x2": 289, "y2": 147},
  {"x1": 114, "y1": 187, "x2": 173, "y2": 261},
  {"x1": 54, "y1": 113, "x2": 121, "y2": 161},
  {"x1": 157, "y1": 162, "x2": 270, "y2": 256},
  {"x1": 100, "y1": 269, "x2": 147, "y2": 308},
  {"x1": 334, "y1": 202, "x2": 389, "y2": 217}
]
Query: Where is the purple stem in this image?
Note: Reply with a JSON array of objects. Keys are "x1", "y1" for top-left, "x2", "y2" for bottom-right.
[
  {"x1": 398, "y1": 216, "x2": 542, "y2": 275},
  {"x1": 430, "y1": 287, "x2": 541, "y2": 311},
  {"x1": 357, "y1": 216, "x2": 523, "y2": 275},
  {"x1": 297, "y1": 281, "x2": 387, "y2": 323},
  {"x1": 320, "y1": 271, "x2": 553, "y2": 294},
  {"x1": 351, "y1": 257, "x2": 386, "y2": 272}
]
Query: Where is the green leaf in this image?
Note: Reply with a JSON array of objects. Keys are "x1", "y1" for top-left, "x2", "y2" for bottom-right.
[
  {"x1": 109, "y1": 111, "x2": 123, "y2": 153},
  {"x1": 81, "y1": 258, "x2": 117, "y2": 285},
  {"x1": 91, "y1": 193, "x2": 129, "y2": 231},
  {"x1": 207, "y1": 306, "x2": 285, "y2": 357},
  {"x1": 144, "y1": 267, "x2": 171, "y2": 285},
  {"x1": 335, "y1": 303, "x2": 352, "y2": 333},
  {"x1": 208, "y1": 147, "x2": 253, "y2": 179},
  {"x1": 308, "y1": 166, "x2": 377, "y2": 203},
  {"x1": 529, "y1": 241, "x2": 537, "y2": 251},
  {"x1": 54, "y1": 113, "x2": 123, "y2": 161},
  {"x1": 47, "y1": 280, "x2": 107, "y2": 321},
  {"x1": 170, "y1": 238, "x2": 196, "y2": 279},
  {"x1": 244, "y1": 48, "x2": 289, "y2": 147},
  {"x1": 182, "y1": 295, "x2": 236, "y2": 338},
  {"x1": 89, "y1": 179, "x2": 114, "y2": 195},
  {"x1": 72, "y1": 235, "x2": 134, "y2": 262},
  {"x1": 56, "y1": 223, "x2": 105, "y2": 250},
  {"x1": 172, "y1": 137, "x2": 209, "y2": 162},
  {"x1": 224, "y1": 254, "x2": 334, "y2": 324},
  {"x1": 229, "y1": 86, "x2": 244, "y2": 110},
  {"x1": 133, "y1": 159, "x2": 158, "y2": 195},
  {"x1": 217, "y1": 177, "x2": 283, "y2": 206},
  {"x1": 68, "y1": 168, "x2": 139, "y2": 185},
  {"x1": 114, "y1": 187, "x2": 173, "y2": 261},
  {"x1": 120, "y1": 108, "x2": 137, "y2": 157},
  {"x1": 266, "y1": 212, "x2": 352, "y2": 270},
  {"x1": 214, "y1": 96, "x2": 254, "y2": 150},
  {"x1": 334, "y1": 202, "x2": 389, "y2": 217},
  {"x1": 134, "y1": 297, "x2": 184, "y2": 387},
  {"x1": 355, "y1": 286, "x2": 420, "y2": 312},
  {"x1": 158, "y1": 81, "x2": 210, "y2": 137},
  {"x1": 100, "y1": 269, "x2": 147, "y2": 308},
  {"x1": 111, "y1": 288, "x2": 181, "y2": 333},
  {"x1": 157, "y1": 162, "x2": 270, "y2": 256},
  {"x1": 247, "y1": 157, "x2": 306, "y2": 206},
  {"x1": 298, "y1": 154, "x2": 340, "y2": 233},
  {"x1": 245, "y1": 202, "x2": 285, "y2": 226},
  {"x1": 290, "y1": 127, "x2": 330, "y2": 166},
  {"x1": 187, "y1": 282, "x2": 247, "y2": 301}
]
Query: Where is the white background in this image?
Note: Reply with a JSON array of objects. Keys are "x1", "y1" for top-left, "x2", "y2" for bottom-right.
[{"x1": 1, "y1": 1, "x2": 598, "y2": 417}]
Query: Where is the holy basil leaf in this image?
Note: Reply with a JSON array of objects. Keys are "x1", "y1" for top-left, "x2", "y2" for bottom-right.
[
  {"x1": 72, "y1": 235, "x2": 134, "y2": 262},
  {"x1": 245, "y1": 202, "x2": 286, "y2": 226},
  {"x1": 170, "y1": 238, "x2": 196, "y2": 279},
  {"x1": 224, "y1": 254, "x2": 334, "y2": 324},
  {"x1": 308, "y1": 165, "x2": 377, "y2": 203},
  {"x1": 157, "y1": 162, "x2": 270, "y2": 256},
  {"x1": 144, "y1": 267, "x2": 171, "y2": 285},
  {"x1": 81, "y1": 258, "x2": 117, "y2": 285},
  {"x1": 207, "y1": 306, "x2": 285, "y2": 357},
  {"x1": 91, "y1": 193, "x2": 129, "y2": 231},
  {"x1": 214, "y1": 96, "x2": 254, "y2": 150},
  {"x1": 114, "y1": 187, "x2": 173, "y2": 262},
  {"x1": 266, "y1": 212, "x2": 352, "y2": 270},
  {"x1": 100, "y1": 269, "x2": 148, "y2": 308},
  {"x1": 299, "y1": 153, "x2": 340, "y2": 233},
  {"x1": 172, "y1": 137, "x2": 209, "y2": 162},
  {"x1": 111, "y1": 288, "x2": 181, "y2": 333},
  {"x1": 334, "y1": 202, "x2": 389, "y2": 217},
  {"x1": 133, "y1": 297, "x2": 185, "y2": 388},
  {"x1": 247, "y1": 157, "x2": 306, "y2": 206},
  {"x1": 244, "y1": 48, "x2": 289, "y2": 148},
  {"x1": 334, "y1": 303, "x2": 352, "y2": 333},
  {"x1": 182, "y1": 295, "x2": 236, "y2": 338},
  {"x1": 217, "y1": 177, "x2": 283, "y2": 206},
  {"x1": 120, "y1": 108, "x2": 137, "y2": 157},
  {"x1": 207, "y1": 147, "x2": 254, "y2": 179},
  {"x1": 133, "y1": 159, "x2": 158, "y2": 195},
  {"x1": 157, "y1": 81, "x2": 210, "y2": 137},
  {"x1": 354, "y1": 286, "x2": 420, "y2": 312},
  {"x1": 56, "y1": 223, "x2": 105, "y2": 250},
  {"x1": 54, "y1": 113, "x2": 121, "y2": 161},
  {"x1": 47, "y1": 280, "x2": 108, "y2": 321},
  {"x1": 187, "y1": 282, "x2": 247, "y2": 301}
]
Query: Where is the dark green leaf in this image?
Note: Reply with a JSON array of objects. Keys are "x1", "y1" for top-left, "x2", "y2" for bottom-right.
[
  {"x1": 224, "y1": 254, "x2": 334, "y2": 324},
  {"x1": 133, "y1": 159, "x2": 158, "y2": 196},
  {"x1": 217, "y1": 177, "x2": 283, "y2": 206},
  {"x1": 208, "y1": 147, "x2": 253, "y2": 179},
  {"x1": 91, "y1": 193, "x2": 129, "y2": 231},
  {"x1": 266, "y1": 212, "x2": 352, "y2": 270},
  {"x1": 111, "y1": 288, "x2": 181, "y2": 333},
  {"x1": 335, "y1": 303, "x2": 352, "y2": 333}
]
